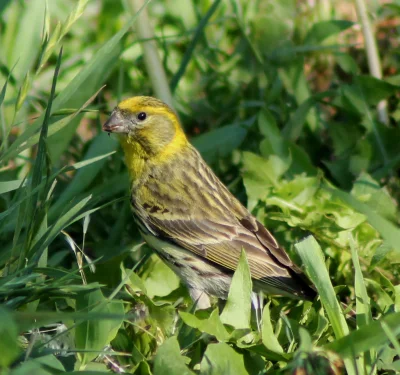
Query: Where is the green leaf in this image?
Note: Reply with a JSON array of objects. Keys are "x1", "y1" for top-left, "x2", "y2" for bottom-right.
[
  {"x1": 350, "y1": 234, "x2": 375, "y2": 372},
  {"x1": 179, "y1": 309, "x2": 229, "y2": 341},
  {"x1": 304, "y1": 20, "x2": 354, "y2": 45},
  {"x1": 325, "y1": 312, "x2": 400, "y2": 358},
  {"x1": 0, "y1": 179, "x2": 26, "y2": 194},
  {"x1": 52, "y1": 132, "x2": 118, "y2": 212},
  {"x1": 258, "y1": 109, "x2": 291, "y2": 164},
  {"x1": 28, "y1": 194, "x2": 93, "y2": 265},
  {"x1": 242, "y1": 151, "x2": 286, "y2": 210},
  {"x1": 1, "y1": 8, "x2": 145, "y2": 165},
  {"x1": 282, "y1": 91, "x2": 334, "y2": 141},
  {"x1": 220, "y1": 249, "x2": 252, "y2": 329},
  {"x1": 75, "y1": 289, "x2": 124, "y2": 366},
  {"x1": 326, "y1": 185, "x2": 400, "y2": 252},
  {"x1": 10, "y1": 355, "x2": 65, "y2": 375},
  {"x1": 0, "y1": 307, "x2": 20, "y2": 367},
  {"x1": 8, "y1": 0, "x2": 45, "y2": 80},
  {"x1": 170, "y1": 0, "x2": 222, "y2": 93},
  {"x1": 193, "y1": 124, "x2": 248, "y2": 164},
  {"x1": 295, "y1": 236, "x2": 349, "y2": 339},
  {"x1": 141, "y1": 255, "x2": 180, "y2": 297},
  {"x1": 200, "y1": 343, "x2": 248, "y2": 375},
  {"x1": 356, "y1": 75, "x2": 398, "y2": 106},
  {"x1": 351, "y1": 173, "x2": 397, "y2": 222},
  {"x1": 349, "y1": 235, "x2": 372, "y2": 328},
  {"x1": 153, "y1": 336, "x2": 194, "y2": 375},
  {"x1": 369, "y1": 243, "x2": 393, "y2": 270},
  {"x1": 261, "y1": 301, "x2": 283, "y2": 353}
]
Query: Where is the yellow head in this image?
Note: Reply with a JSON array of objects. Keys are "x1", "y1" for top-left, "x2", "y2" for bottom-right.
[
  {"x1": 104, "y1": 96, "x2": 188, "y2": 155},
  {"x1": 103, "y1": 96, "x2": 189, "y2": 178}
]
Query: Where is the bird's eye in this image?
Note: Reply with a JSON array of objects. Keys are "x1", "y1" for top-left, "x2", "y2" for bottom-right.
[{"x1": 137, "y1": 112, "x2": 147, "y2": 121}]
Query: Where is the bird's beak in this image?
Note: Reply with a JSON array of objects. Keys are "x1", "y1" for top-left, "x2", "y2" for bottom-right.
[{"x1": 102, "y1": 110, "x2": 129, "y2": 134}]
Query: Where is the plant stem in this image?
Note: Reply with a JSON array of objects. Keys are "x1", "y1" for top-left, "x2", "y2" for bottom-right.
[
  {"x1": 354, "y1": 0, "x2": 388, "y2": 125},
  {"x1": 128, "y1": 0, "x2": 174, "y2": 108}
]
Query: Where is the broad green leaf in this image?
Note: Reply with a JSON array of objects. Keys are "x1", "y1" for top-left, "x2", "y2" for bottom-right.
[
  {"x1": 282, "y1": 91, "x2": 334, "y2": 141},
  {"x1": 0, "y1": 0, "x2": 12, "y2": 15},
  {"x1": 351, "y1": 173, "x2": 397, "y2": 222},
  {"x1": 153, "y1": 336, "x2": 194, "y2": 375},
  {"x1": 258, "y1": 109, "x2": 291, "y2": 164},
  {"x1": 0, "y1": 308, "x2": 20, "y2": 367},
  {"x1": 304, "y1": 20, "x2": 354, "y2": 45},
  {"x1": 298, "y1": 327, "x2": 313, "y2": 351},
  {"x1": 220, "y1": 249, "x2": 252, "y2": 329},
  {"x1": 9, "y1": 0, "x2": 45, "y2": 80},
  {"x1": 200, "y1": 343, "x2": 248, "y2": 375},
  {"x1": 261, "y1": 302, "x2": 283, "y2": 353},
  {"x1": 179, "y1": 309, "x2": 229, "y2": 341},
  {"x1": 258, "y1": 109, "x2": 316, "y2": 176},
  {"x1": 193, "y1": 124, "x2": 247, "y2": 164},
  {"x1": 242, "y1": 151, "x2": 286, "y2": 210},
  {"x1": 10, "y1": 355, "x2": 65, "y2": 375},
  {"x1": 356, "y1": 76, "x2": 398, "y2": 106},
  {"x1": 370, "y1": 243, "x2": 393, "y2": 270},
  {"x1": 15, "y1": 309, "x2": 125, "y2": 332},
  {"x1": 141, "y1": 255, "x2": 180, "y2": 297},
  {"x1": 75, "y1": 289, "x2": 124, "y2": 366}
]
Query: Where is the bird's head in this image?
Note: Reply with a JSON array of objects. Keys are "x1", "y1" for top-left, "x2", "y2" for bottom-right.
[{"x1": 103, "y1": 96, "x2": 188, "y2": 158}]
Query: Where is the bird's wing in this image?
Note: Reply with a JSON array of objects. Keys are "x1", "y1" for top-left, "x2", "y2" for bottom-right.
[{"x1": 133, "y1": 147, "x2": 313, "y2": 298}]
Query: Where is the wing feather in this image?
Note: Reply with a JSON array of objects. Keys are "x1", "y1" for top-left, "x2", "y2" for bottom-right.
[{"x1": 132, "y1": 145, "x2": 315, "y2": 298}]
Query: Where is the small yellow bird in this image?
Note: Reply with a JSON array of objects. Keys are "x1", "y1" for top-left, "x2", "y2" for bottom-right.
[{"x1": 103, "y1": 96, "x2": 315, "y2": 308}]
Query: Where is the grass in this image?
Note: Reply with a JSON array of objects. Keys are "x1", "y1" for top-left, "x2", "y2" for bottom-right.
[{"x1": 0, "y1": 0, "x2": 400, "y2": 374}]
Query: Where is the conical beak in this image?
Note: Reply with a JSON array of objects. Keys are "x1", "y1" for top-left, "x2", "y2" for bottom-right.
[{"x1": 102, "y1": 111, "x2": 129, "y2": 134}]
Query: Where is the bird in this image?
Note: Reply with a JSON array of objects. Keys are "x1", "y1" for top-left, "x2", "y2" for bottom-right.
[{"x1": 103, "y1": 96, "x2": 316, "y2": 309}]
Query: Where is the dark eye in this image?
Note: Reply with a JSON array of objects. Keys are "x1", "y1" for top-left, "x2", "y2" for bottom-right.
[{"x1": 137, "y1": 112, "x2": 147, "y2": 121}]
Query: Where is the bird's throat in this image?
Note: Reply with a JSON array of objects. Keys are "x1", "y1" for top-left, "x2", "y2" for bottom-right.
[{"x1": 120, "y1": 136, "x2": 149, "y2": 181}]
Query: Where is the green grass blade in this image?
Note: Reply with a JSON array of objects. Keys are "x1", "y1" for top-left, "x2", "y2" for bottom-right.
[
  {"x1": 170, "y1": 0, "x2": 222, "y2": 93},
  {"x1": 350, "y1": 233, "x2": 375, "y2": 374},
  {"x1": 294, "y1": 236, "x2": 349, "y2": 339},
  {"x1": 325, "y1": 312, "x2": 400, "y2": 358},
  {"x1": 0, "y1": 180, "x2": 26, "y2": 194},
  {"x1": 20, "y1": 48, "x2": 62, "y2": 268},
  {"x1": 52, "y1": 132, "x2": 118, "y2": 213},
  {"x1": 1, "y1": 9, "x2": 144, "y2": 165},
  {"x1": 295, "y1": 236, "x2": 356, "y2": 374}
]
